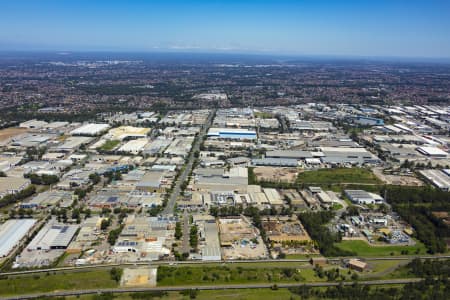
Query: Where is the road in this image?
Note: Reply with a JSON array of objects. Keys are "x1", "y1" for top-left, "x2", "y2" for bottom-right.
[
  {"x1": 3, "y1": 278, "x2": 424, "y2": 300},
  {"x1": 2, "y1": 255, "x2": 450, "y2": 277},
  {"x1": 181, "y1": 209, "x2": 190, "y2": 254},
  {"x1": 162, "y1": 109, "x2": 215, "y2": 215}
]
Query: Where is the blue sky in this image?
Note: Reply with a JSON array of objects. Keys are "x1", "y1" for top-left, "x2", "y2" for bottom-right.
[{"x1": 1, "y1": 0, "x2": 449, "y2": 58}]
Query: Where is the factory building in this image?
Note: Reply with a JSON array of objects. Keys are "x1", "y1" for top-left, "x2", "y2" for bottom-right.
[
  {"x1": 0, "y1": 177, "x2": 31, "y2": 198},
  {"x1": 70, "y1": 123, "x2": 110, "y2": 136},
  {"x1": 345, "y1": 190, "x2": 383, "y2": 205},
  {"x1": 0, "y1": 219, "x2": 36, "y2": 257},
  {"x1": 27, "y1": 221, "x2": 79, "y2": 250},
  {"x1": 419, "y1": 169, "x2": 450, "y2": 191},
  {"x1": 416, "y1": 146, "x2": 448, "y2": 158},
  {"x1": 208, "y1": 128, "x2": 257, "y2": 140}
]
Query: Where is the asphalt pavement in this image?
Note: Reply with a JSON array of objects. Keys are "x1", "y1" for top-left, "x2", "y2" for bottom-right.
[{"x1": 162, "y1": 109, "x2": 215, "y2": 215}]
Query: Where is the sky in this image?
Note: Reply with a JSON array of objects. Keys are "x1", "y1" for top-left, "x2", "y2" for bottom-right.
[{"x1": 0, "y1": 0, "x2": 450, "y2": 58}]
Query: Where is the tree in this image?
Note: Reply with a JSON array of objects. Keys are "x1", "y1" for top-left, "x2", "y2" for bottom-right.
[
  {"x1": 189, "y1": 225, "x2": 198, "y2": 248},
  {"x1": 175, "y1": 222, "x2": 182, "y2": 240},
  {"x1": 101, "y1": 218, "x2": 111, "y2": 230},
  {"x1": 110, "y1": 267, "x2": 123, "y2": 283}
]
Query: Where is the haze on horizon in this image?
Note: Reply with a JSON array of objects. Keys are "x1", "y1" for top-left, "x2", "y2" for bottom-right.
[{"x1": 1, "y1": 0, "x2": 450, "y2": 59}]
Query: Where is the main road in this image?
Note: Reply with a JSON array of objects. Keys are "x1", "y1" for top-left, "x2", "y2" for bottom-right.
[
  {"x1": 4, "y1": 278, "x2": 423, "y2": 300},
  {"x1": 2, "y1": 255, "x2": 450, "y2": 277},
  {"x1": 162, "y1": 109, "x2": 215, "y2": 215}
]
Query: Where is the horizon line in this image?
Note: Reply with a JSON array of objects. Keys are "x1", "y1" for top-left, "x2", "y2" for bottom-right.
[{"x1": 1, "y1": 49, "x2": 450, "y2": 63}]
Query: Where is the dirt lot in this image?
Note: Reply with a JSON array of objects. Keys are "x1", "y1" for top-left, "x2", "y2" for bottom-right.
[
  {"x1": 253, "y1": 167, "x2": 298, "y2": 182},
  {"x1": 218, "y1": 217, "x2": 268, "y2": 260},
  {"x1": 372, "y1": 168, "x2": 424, "y2": 186},
  {"x1": 121, "y1": 267, "x2": 157, "y2": 287},
  {"x1": 0, "y1": 127, "x2": 28, "y2": 142}
]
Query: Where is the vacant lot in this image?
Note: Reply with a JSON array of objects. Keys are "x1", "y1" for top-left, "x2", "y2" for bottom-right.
[
  {"x1": 0, "y1": 270, "x2": 118, "y2": 296},
  {"x1": 297, "y1": 168, "x2": 382, "y2": 185},
  {"x1": 253, "y1": 167, "x2": 298, "y2": 183},
  {"x1": 335, "y1": 240, "x2": 427, "y2": 257},
  {"x1": 0, "y1": 127, "x2": 28, "y2": 142},
  {"x1": 157, "y1": 265, "x2": 323, "y2": 286}
]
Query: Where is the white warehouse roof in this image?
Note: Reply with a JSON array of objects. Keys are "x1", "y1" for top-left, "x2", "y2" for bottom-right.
[
  {"x1": 0, "y1": 219, "x2": 36, "y2": 257},
  {"x1": 70, "y1": 123, "x2": 110, "y2": 136},
  {"x1": 417, "y1": 146, "x2": 448, "y2": 157}
]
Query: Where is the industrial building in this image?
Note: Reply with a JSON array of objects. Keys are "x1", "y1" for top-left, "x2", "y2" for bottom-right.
[
  {"x1": 105, "y1": 126, "x2": 151, "y2": 141},
  {"x1": 252, "y1": 158, "x2": 298, "y2": 167},
  {"x1": 419, "y1": 169, "x2": 450, "y2": 191},
  {"x1": 194, "y1": 167, "x2": 248, "y2": 193},
  {"x1": 345, "y1": 190, "x2": 383, "y2": 205},
  {"x1": 347, "y1": 259, "x2": 368, "y2": 272},
  {"x1": 320, "y1": 147, "x2": 380, "y2": 165},
  {"x1": 0, "y1": 177, "x2": 31, "y2": 198},
  {"x1": 136, "y1": 170, "x2": 167, "y2": 193},
  {"x1": 70, "y1": 123, "x2": 110, "y2": 136},
  {"x1": 27, "y1": 221, "x2": 79, "y2": 250},
  {"x1": 55, "y1": 136, "x2": 93, "y2": 152},
  {"x1": 20, "y1": 190, "x2": 73, "y2": 209},
  {"x1": 266, "y1": 150, "x2": 314, "y2": 160},
  {"x1": 118, "y1": 138, "x2": 149, "y2": 154},
  {"x1": 207, "y1": 128, "x2": 257, "y2": 140},
  {"x1": 354, "y1": 116, "x2": 384, "y2": 126},
  {"x1": 416, "y1": 146, "x2": 448, "y2": 158},
  {"x1": 0, "y1": 219, "x2": 36, "y2": 257}
]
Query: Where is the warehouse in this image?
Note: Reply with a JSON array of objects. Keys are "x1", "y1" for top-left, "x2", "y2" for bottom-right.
[
  {"x1": 0, "y1": 219, "x2": 36, "y2": 257},
  {"x1": 27, "y1": 221, "x2": 79, "y2": 250},
  {"x1": 21, "y1": 190, "x2": 72, "y2": 209},
  {"x1": 347, "y1": 258, "x2": 368, "y2": 272},
  {"x1": 136, "y1": 170, "x2": 167, "y2": 192},
  {"x1": 252, "y1": 158, "x2": 298, "y2": 167},
  {"x1": 70, "y1": 123, "x2": 110, "y2": 136},
  {"x1": 266, "y1": 150, "x2": 313, "y2": 160},
  {"x1": 118, "y1": 138, "x2": 149, "y2": 154},
  {"x1": 320, "y1": 147, "x2": 380, "y2": 165},
  {"x1": 208, "y1": 128, "x2": 257, "y2": 140},
  {"x1": 55, "y1": 136, "x2": 93, "y2": 152},
  {"x1": 354, "y1": 116, "x2": 384, "y2": 126},
  {"x1": 263, "y1": 188, "x2": 283, "y2": 206},
  {"x1": 105, "y1": 126, "x2": 151, "y2": 141},
  {"x1": 194, "y1": 167, "x2": 248, "y2": 193},
  {"x1": 0, "y1": 177, "x2": 31, "y2": 198},
  {"x1": 345, "y1": 190, "x2": 383, "y2": 205},
  {"x1": 416, "y1": 146, "x2": 448, "y2": 158},
  {"x1": 419, "y1": 169, "x2": 450, "y2": 191},
  {"x1": 10, "y1": 133, "x2": 54, "y2": 148}
]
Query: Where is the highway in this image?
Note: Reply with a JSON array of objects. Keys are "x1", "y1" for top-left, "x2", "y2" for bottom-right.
[
  {"x1": 2, "y1": 255, "x2": 450, "y2": 277},
  {"x1": 162, "y1": 109, "x2": 215, "y2": 215},
  {"x1": 3, "y1": 278, "x2": 424, "y2": 300}
]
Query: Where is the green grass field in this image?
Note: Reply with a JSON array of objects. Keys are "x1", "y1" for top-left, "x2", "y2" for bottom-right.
[
  {"x1": 297, "y1": 168, "x2": 382, "y2": 185},
  {"x1": 0, "y1": 270, "x2": 118, "y2": 296},
  {"x1": 68, "y1": 289, "x2": 304, "y2": 300},
  {"x1": 192, "y1": 288, "x2": 301, "y2": 300},
  {"x1": 157, "y1": 265, "x2": 324, "y2": 286},
  {"x1": 335, "y1": 240, "x2": 427, "y2": 257},
  {"x1": 98, "y1": 139, "x2": 120, "y2": 151}
]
